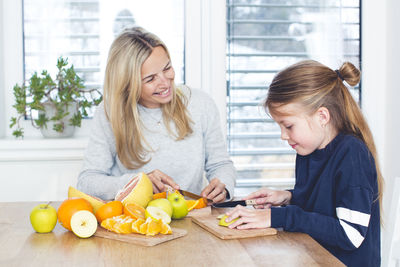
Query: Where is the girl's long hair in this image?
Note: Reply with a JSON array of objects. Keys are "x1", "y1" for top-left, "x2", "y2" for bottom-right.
[
  {"x1": 265, "y1": 60, "x2": 383, "y2": 221},
  {"x1": 103, "y1": 27, "x2": 193, "y2": 169}
]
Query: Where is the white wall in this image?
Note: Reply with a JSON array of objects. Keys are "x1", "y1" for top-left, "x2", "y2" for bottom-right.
[{"x1": 362, "y1": 0, "x2": 400, "y2": 266}]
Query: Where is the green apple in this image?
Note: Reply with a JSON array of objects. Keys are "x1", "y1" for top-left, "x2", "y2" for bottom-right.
[
  {"x1": 30, "y1": 203, "x2": 58, "y2": 233},
  {"x1": 147, "y1": 199, "x2": 173, "y2": 217},
  {"x1": 218, "y1": 214, "x2": 239, "y2": 227},
  {"x1": 145, "y1": 206, "x2": 171, "y2": 224},
  {"x1": 70, "y1": 210, "x2": 98, "y2": 238},
  {"x1": 167, "y1": 192, "x2": 188, "y2": 219}
]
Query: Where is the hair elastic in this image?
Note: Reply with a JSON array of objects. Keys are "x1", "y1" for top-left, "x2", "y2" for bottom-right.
[{"x1": 335, "y1": 70, "x2": 344, "y2": 81}]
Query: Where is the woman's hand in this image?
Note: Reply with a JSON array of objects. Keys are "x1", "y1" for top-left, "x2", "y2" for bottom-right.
[
  {"x1": 225, "y1": 205, "x2": 271, "y2": 229},
  {"x1": 147, "y1": 169, "x2": 180, "y2": 193},
  {"x1": 243, "y1": 188, "x2": 292, "y2": 209},
  {"x1": 201, "y1": 178, "x2": 227, "y2": 203}
]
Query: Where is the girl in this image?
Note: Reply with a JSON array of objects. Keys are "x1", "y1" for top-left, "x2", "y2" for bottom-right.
[
  {"x1": 225, "y1": 60, "x2": 382, "y2": 266},
  {"x1": 77, "y1": 27, "x2": 236, "y2": 203}
]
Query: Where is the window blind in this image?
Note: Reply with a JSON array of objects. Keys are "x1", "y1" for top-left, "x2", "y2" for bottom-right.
[{"x1": 226, "y1": 0, "x2": 361, "y2": 196}]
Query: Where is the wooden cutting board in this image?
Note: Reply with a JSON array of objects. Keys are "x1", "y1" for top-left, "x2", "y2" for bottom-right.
[
  {"x1": 94, "y1": 226, "x2": 187, "y2": 246},
  {"x1": 186, "y1": 206, "x2": 212, "y2": 218},
  {"x1": 192, "y1": 215, "x2": 277, "y2": 240}
]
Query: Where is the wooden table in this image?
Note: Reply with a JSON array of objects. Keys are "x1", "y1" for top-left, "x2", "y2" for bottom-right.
[{"x1": 0, "y1": 202, "x2": 344, "y2": 266}]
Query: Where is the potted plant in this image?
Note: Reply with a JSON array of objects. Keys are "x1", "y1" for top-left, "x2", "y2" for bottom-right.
[{"x1": 9, "y1": 57, "x2": 102, "y2": 138}]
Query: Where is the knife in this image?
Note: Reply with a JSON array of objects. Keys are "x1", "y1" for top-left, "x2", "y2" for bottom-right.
[
  {"x1": 176, "y1": 189, "x2": 213, "y2": 204},
  {"x1": 212, "y1": 199, "x2": 257, "y2": 208}
]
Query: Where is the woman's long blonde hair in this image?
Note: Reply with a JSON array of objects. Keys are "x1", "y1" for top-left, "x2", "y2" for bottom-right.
[
  {"x1": 265, "y1": 60, "x2": 383, "y2": 220},
  {"x1": 103, "y1": 27, "x2": 193, "y2": 169}
]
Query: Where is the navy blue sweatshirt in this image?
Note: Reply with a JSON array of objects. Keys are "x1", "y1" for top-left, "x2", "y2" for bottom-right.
[{"x1": 271, "y1": 134, "x2": 380, "y2": 266}]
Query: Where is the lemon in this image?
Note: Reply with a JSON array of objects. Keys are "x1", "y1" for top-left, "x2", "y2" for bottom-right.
[{"x1": 218, "y1": 214, "x2": 239, "y2": 227}]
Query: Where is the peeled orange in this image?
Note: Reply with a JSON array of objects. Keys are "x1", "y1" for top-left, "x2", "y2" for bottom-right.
[
  {"x1": 95, "y1": 200, "x2": 123, "y2": 223},
  {"x1": 57, "y1": 198, "x2": 93, "y2": 231}
]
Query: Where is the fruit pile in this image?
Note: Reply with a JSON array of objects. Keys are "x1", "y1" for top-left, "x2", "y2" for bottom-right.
[{"x1": 29, "y1": 172, "x2": 208, "y2": 238}]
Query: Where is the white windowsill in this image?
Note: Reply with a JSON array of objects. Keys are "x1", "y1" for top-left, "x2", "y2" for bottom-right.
[{"x1": 0, "y1": 137, "x2": 88, "y2": 162}]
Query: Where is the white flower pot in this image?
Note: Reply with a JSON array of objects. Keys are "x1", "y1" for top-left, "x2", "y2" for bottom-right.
[{"x1": 39, "y1": 102, "x2": 78, "y2": 138}]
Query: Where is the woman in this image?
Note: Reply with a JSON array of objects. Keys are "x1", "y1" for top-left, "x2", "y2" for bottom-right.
[{"x1": 77, "y1": 27, "x2": 236, "y2": 203}]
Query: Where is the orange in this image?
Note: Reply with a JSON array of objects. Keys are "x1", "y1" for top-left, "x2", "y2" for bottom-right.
[
  {"x1": 160, "y1": 222, "x2": 172, "y2": 235},
  {"x1": 152, "y1": 192, "x2": 167, "y2": 199},
  {"x1": 187, "y1": 198, "x2": 208, "y2": 211},
  {"x1": 57, "y1": 198, "x2": 93, "y2": 231},
  {"x1": 146, "y1": 218, "x2": 162, "y2": 236},
  {"x1": 124, "y1": 203, "x2": 146, "y2": 220},
  {"x1": 100, "y1": 215, "x2": 133, "y2": 234},
  {"x1": 95, "y1": 200, "x2": 123, "y2": 223},
  {"x1": 131, "y1": 218, "x2": 145, "y2": 234},
  {"x1": 186, "y1": 200, "x2": 196, "y2": 211},
  {"x1": 139, "y1": 219, "x2": 149, "y2": 234}
]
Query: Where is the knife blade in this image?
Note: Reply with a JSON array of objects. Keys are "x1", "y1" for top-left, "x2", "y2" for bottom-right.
[
  {"x1": 177, "y1": 189, "x2": 213, "y2": 204},
  {"x1": 212, "y1": 199, "x2": 257, "y2": 208}
]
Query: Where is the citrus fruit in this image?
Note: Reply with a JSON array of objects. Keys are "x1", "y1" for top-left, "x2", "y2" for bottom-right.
[
  {"x1": 145, "y1": 206, "x2": 171, "y2": 224},
  {"x1": 131, "y1": 218, "x2": 145, "y2": 233},
  {"x1": 187, "y1": 198, "x2": 208, "y2": 211},
  {"x1": 152, "y1": 192, "x2": 167, "y2": 199},
  {"x1": 114, "y1": 172, "x2": 153, "y2": 208},
  {"x1": 68, "y1": 186, "x2": 106, "y2": 213},
  {"x1": 146, "y1": 218, "x2": 162, "y2": 236},
  {"x1": 95, "y1": 200, "x2": 123, "y2": 223},
  {"x1": 218, "y1": 215, "x2": 239, "y2": 227},
  {"x1": 57, "y1": 198, "x2": 93, "y2": 231},
  {"x1": 100, "y1": 214, "x2": 134, "y2": 234},
  {"x1": 160, "y1": 222, "x2": 172, "y2": 234},
  {"x1": 124, "y1": 203, "x2": 146, "y2": 220}
]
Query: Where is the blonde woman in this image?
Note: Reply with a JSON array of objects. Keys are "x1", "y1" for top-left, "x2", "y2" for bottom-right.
[{"x1": 77, "y1": 27, "x2": 236, "y2": 203}]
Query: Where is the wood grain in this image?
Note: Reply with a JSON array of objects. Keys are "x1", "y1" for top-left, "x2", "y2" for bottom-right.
[
  {"x1": 192, "y1": 215, "x2": 277, "y2": 239},
  {"x1": 186, "y1": 206, "x2": 212, "y2": 217},
  {"x1": 0, "y1": 201, "x2": 344, "y2": 266},
  {"x1": 94, "y1": 226, "x2": 187, "y2": 246}
]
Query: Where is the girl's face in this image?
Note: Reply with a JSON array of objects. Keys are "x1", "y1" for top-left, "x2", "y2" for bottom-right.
[
  {"x1": 270, "y1": 103, "x2": 334, "y2": 156},
  {"x1": 139, "y1": 46, "x2": 175, "y2": 108}
]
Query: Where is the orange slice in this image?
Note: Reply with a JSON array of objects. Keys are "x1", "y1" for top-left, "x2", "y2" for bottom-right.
[
  {"x1": 160, "y1": 222, "x2": 172, "y2": 234},
  {"x1": 124, "y1": 203, "x2": 146, "y2": 220},
  {"x1": 131, "y1": 218, "x2": 145, "y2": 233},
  {"x1": 187, "y1": 198, "x2": 208, "y2": 211},
  {"x1": 139, "y1": 219, "x2": 149, "y2": 234},
  {"x1": 152, "y1": 192, "x2": 167, "y2": 199},
  {"x1": 146, "y1": 218, "x2": 162, "y2": 236},
  {"x1": 113, "y1": 215, "x2": 134, "y2": 234}
]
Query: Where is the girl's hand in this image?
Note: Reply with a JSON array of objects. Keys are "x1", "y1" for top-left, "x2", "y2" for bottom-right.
[
  {"x1": 225, "y1": 205, "x2": 271, "y2": 229},
  {"x1": 243, "y1": 188, "x2": 292, "y2": 209},
  {"x1": 201, "y1": 178, "x2": 227, "y2": 203},
  {"x1": 147, "y1": 169, "x2": 180, "y2": 193}
]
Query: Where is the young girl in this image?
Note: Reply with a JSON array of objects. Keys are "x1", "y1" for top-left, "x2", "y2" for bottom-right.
[{"x1": 225, "y1": 60, "x2": 382, "y2": 266}]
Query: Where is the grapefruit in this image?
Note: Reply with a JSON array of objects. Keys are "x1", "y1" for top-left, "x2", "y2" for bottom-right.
[
  {"x1": 68, "y1": 186, "x2": 106, "y2": 213},
  {"x1": 114, "y1": 172, "x2": 153, "y2": 208}
]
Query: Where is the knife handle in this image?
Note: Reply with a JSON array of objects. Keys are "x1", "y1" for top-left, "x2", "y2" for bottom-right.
[{"x1": 245, "y1": 199, "x2": 257, "y2": 205}]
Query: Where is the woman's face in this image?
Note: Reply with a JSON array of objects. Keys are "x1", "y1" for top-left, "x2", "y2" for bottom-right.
[{"x1": 139, "y1": 46, "x2": 175, "y2": 108}]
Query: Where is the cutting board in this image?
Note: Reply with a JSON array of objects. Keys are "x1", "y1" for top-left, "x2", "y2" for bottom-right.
[
  {"x1": 186, "y1": 206, "x2": 212, "y2": 218},
  {"x1": 192, "y1": 215, "x2": 277, "y2": 240},
  {"x1": 94, "y1": 226, "x2": 187, "y2": 246}
]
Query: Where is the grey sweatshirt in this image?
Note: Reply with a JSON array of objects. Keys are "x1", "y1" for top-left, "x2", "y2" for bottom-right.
[{"x1": 77, "y1": 87, "x2": 236, "y2": 200}]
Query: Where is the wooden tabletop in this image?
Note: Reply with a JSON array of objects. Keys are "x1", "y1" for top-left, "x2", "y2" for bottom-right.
[{"x1": 0, "y1": 202, "x2": 344, "y2": 267}]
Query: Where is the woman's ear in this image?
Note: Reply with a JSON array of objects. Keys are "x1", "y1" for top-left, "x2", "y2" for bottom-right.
[{"x1": 317, "y1": 107, "x2": 330, "y2": 127}]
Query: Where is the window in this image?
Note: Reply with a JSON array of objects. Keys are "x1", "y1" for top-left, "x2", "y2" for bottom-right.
[
  {"x1": 22, "y1": 0, "x2": 185, "y2": 118},
  {"x1": 226, "y1": 0, "x2": 361, "y2": 196}
]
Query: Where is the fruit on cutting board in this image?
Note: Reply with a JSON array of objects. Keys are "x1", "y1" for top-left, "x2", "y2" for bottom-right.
[
  {"x1": 124, "y1": 203, "x2": 146, "y2": 220},
  {"x1": 186, "y1": 198, "x2": 208, "y2": 211},
  {"x1": 147, "y1": 198, "x2": 173, "y2": 217},
  {"x1": 70, "y1": 210, "x2": 98, "y2": 238},
  {"x1": 30, "y1": 203, "x2": 58, "y2": 233},
  {"x1": 114, "y1": 172, "x2": 153, "y2": 208},
  {"x1": 167, "y1": 191, "x2": 188, "y2": 219},
  {"x1": 57, "y1": 198, "x2": 93, "y2": 231},
  {"x1": 218, "y1": 214, "x2": 239, "y2": 227},
  {"x1": 145, "y1": 206, "x2": 171, "y2": 224},
  {"x1": 101, "y1": 214, "x2": 134, "y2": 234},
  {"x1": 95, "y1": 200, "x2": 123, "y2": 223},
  {"x1": 68, "y1": 186, "x2": 106, "y2": 213}
]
